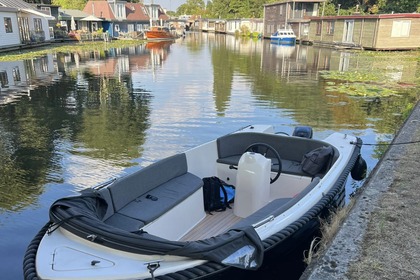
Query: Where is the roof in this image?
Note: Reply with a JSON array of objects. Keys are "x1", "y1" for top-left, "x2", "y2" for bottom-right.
[
  {"x1": 81, "y1": 1, "x2": 169, "y2": 22},
  {"x1": 0, "y1": 0, "x2": 55, "y2": 19},
  {"x1": 59, "y1": 8, "x2": 90, "y2": 20},
  {"x1": 0, "y1": 0, "x2": 34, "y2": 9},
  {"x1": 0, "y1": 6, "x2": 17, "y2": 13},
  {"x1": 83, "y1": 0, "x2": 116, "y2": 21},
  {"x1": 81, "y1": 15, "x2": 103, "y2": 21},
  {"x1": 309, "y1": 13, "x2": 420, "y2": 20},
  {"x1": 126, "y1": 3, "x2": 149, "y2": 21},
  {"x1": 264, "y1": 0, "x2": 327, "y2": 7},
  {"x1": 22, "y1": 8, "x2": 55, "y2": 20},
  {"x1": 158, "y1": 6, "x2": 169, "y2": 21}
]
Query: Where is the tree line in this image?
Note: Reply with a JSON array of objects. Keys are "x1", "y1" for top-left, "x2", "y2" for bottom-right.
[{"x1": 51, "y1": 0, "x2": 420, "y2": 18}]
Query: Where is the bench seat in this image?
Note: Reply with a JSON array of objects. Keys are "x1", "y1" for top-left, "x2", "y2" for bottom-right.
[
  {"x1": 101, "y1": 153, "x2": 203, "y2": 231},
  {"x1": 117, "y1": 173, "x2": 203, "y2": 224}
]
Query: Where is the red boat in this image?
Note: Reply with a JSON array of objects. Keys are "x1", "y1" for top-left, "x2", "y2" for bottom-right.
[{"x1": 145, "y1": 26, "x2": 177, "y2": 41}]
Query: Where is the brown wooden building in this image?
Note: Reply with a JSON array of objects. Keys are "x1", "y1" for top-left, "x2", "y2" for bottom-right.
[
  {"x1": 263, "y1": 0, "x2": 326, "y2": 39},
  {"x1": 307, "y1": 13, "x2": 420, "y2": 50}
]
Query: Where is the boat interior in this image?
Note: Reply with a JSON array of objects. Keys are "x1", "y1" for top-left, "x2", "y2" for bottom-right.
[{"x1": 92, "y1": 128, "x2": 339, "y2": 243}]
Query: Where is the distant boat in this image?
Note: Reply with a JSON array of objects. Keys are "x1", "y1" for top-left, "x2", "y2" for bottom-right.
[
  {"x1": 271, "y1": 29, "x2": 297, "y2": 45},
  {"x1": 24, "y1": 124, "x2": 367, "y2": 280},
  {"x1": 145, "y1": 26, "x2": 177, "y2": 41}
]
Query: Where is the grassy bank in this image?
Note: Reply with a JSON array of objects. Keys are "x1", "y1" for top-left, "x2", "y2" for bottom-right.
[
  {"x1": 0, "y1": 40, "x2": 146, "y2": 62},
  {"x1": 346, "y1": 127, "x2": 420, "y2": 279}
]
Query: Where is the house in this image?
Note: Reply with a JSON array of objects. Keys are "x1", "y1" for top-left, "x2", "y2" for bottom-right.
[
  {"x1": 224, "y1": 19, "x2": 264, "y2": 36},
  {"x1": 83, "y1": 0, "x2": 168, "y2": 38},
  {"x1": 226, "y1": 19, "x2": 241, "y2": 35},
  {"x1": 0, "y1": 0, "x2": 54, "y2": 50},
  {"x1": 23, "y1": 0, "x2": 60, "y2": 37},
  {"x1": 263, "y1": 0, "x2": 326, "y2": 40},
  {"x1": 215, "y1": 20, "x2": 226, "y2": 33},
  {"x1": 57, "y1": 9, "x2": 90, "y2": 32},
  {"x1": 198, "y1": 19, "x2": 217, "y2": 32},
  {"x1": 0, "y1": 7, "x2": 21, "y2": 49},
  {"x1": 307, "y1": 13, "x2": 420, "y2": 50},
  {"x1": 147, "y1": 3, "x2": 169, "y2": 27},
  {"x1": 0, "y1": 54, "x2": 59, "y2": 105}
]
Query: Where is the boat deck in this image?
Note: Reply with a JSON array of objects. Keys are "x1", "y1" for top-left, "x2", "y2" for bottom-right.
[{"x1": 180, "y1": 206, "x2": 242, "y2": 241}]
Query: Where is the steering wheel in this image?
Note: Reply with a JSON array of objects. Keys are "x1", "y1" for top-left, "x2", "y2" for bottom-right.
[{"x1": 244, "y1": 143, "x2": 282, "y2": 184}]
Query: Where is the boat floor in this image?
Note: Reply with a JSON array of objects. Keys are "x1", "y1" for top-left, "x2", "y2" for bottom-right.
[{"x1": 180, "y1": 205, "x2": 242, "y2": 241}]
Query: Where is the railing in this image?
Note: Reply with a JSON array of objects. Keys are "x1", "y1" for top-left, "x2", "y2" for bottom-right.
[{"x1": 29, "y1": 30, "x2": 45, "y2": 43}]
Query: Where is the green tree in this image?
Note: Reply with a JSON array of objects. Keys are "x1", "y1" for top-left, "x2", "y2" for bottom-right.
[
  {"x1": 52, "y1": 0, "x2": 87, "y2": 10},
  {"x1": 381, "y1": 0, "x2": 420, "y2": 13},
  {"x1": 176, "y1": 0, "x2": 206, "y2": 15},
  {"x1": 210, "y1": 0, "x2": 232, "y2": 18}
]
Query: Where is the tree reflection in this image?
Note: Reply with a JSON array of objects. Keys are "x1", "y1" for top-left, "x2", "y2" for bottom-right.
[{"x1": 0, "y1": 51, "x2": 153, "y2": 211}]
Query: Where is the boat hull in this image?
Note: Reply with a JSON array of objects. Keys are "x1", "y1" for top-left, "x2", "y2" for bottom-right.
[
  {"x1": 270, "y1": 37, "x2": 297, "y2": 45},
  {"x1": 24, "y1": 125, "x2": 364, "y2": 280},
  {"x1": 145, "y1": 27, "x2": 177, "y2": 41},
  {"x1": 271, "y1": 29, "x2": 297, "y2": 45}
]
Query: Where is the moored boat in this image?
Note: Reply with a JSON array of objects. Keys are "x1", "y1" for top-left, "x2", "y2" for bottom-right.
[
  {"x1": 24, "y1": 125, "x2": 366, "y2": 280},
  {"x1": 145, "y1": 26, "x2": 177, "y2": 41},
  {"x1": 271, "y1": 29, "x2": 297, "y2": 45}
]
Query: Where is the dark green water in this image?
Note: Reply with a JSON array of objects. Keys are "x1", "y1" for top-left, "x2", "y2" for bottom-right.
[{"x1": 0, "y1": 32, "x2": 418, "y2": 279}]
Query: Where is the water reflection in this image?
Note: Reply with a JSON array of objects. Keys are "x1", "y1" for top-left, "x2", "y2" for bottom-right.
[
  {"x1": 1, "y1": 34, "x2": 417, "y2": 212},
  {"x1": 0, "y1": 32, "x2": 418, "y2": 280}
]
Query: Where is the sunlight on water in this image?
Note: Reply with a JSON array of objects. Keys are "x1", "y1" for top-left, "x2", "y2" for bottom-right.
[{"x1": 0, "y1": 32, "x2": 418, "y2": 279}]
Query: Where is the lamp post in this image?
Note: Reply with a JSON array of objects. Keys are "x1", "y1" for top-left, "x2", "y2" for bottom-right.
[{"x1": 337, "y1": 4, "x2": 341, "y2": 16}]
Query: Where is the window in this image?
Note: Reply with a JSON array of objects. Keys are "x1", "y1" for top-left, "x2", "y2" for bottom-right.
[
  {"x1": 40, "y1": 7, "x2": 51, "y2": 15},
  {"x1": 391, "y1": 20, "x2": 411, "y2": 37},
  {"x1": 13, "y1": 67, "x2": 21, "y2": 82},
  {"x1": 4, "y1": 17, "x2": 13, "y2": 33},
  {"x1": 302, "y1": 23, "x2": 309, "y2": 35},
  {"x1": 0, "y1": 71, "x2": 8, "y2": 88},
  {"x1": 34, "y1": 18, "x2": 42, "y2": 31},
  {"x1": 326, "y1": 21, "x2": 335, "y2": 35},
  {"x1": 116, "y1": 3, "x2": 125, "y2": 18},
  {"x1": 316, "y1": 22, "x2": 322, "y2": 35}
]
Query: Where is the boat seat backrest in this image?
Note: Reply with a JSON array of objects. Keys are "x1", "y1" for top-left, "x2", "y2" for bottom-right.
[
  {"x1": 217, "y1": 132, "x2": 328, "y2": 163},
  {"x1": 108, "y1": 153, "x2": 189, "y2": 212},
  {"x1": 216, "y1": 132, "x2": 339, "y2": 177}
]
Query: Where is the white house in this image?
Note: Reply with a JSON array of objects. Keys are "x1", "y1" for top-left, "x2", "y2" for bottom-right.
[
  {"x1": 0, "y1": 7, "x2": 21, "y2": 48},
  {"x1": 0, "y1": 0, "x2": 54, "y2": 49}
]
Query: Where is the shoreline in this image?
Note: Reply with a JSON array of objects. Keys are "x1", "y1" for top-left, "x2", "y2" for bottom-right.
[{"x1": 301, "y1": 100, "x2": 420, "y2": 279}]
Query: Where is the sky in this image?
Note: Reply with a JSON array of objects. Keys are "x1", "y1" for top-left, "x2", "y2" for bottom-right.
[{"x1": 152, "y1": 0, "x2": 187, "y2": 11}]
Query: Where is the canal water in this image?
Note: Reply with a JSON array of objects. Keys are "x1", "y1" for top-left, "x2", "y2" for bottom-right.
[{"x1": 0, "y1": 33, "x2": 418, "y2": 279}]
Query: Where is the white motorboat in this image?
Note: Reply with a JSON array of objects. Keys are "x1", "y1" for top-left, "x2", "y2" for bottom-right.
[{"x1": 24, "y1": 125, "x2": 366, "y2": 280}]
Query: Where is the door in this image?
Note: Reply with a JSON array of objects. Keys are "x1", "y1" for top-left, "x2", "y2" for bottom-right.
[{"x1": 342, "y1": 20, "x2": 354, "y2": 43}]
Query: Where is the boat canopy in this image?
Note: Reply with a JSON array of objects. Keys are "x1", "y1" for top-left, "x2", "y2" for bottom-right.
[{"x1": 48, "y1": 190, "x2": 265, "y2": 270}]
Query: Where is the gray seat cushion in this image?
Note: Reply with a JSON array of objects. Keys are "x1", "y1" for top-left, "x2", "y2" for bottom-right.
[
  {"x1": 117, "y1": 172, "x2": 203, "y2": 223},
  {"x1": 104, "y1": 213, "x2": 145, "y2": 232},
  {"x1": 108, "y1": 153, "x2": 188, "y2": 212}
]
